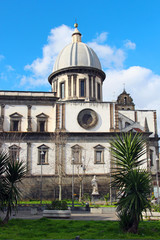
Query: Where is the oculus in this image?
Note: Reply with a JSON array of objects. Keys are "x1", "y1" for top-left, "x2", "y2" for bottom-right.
[{"x1": 77, "y1": 108, "x2": 98, "y2": 129}]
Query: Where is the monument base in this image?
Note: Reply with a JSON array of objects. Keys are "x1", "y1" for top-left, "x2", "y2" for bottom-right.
[{"x1": 91, "y1": 194, "x2": 100, "y2": 203}]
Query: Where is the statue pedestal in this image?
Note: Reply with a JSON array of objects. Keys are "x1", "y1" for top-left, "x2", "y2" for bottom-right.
[{"x1": 91, "y1": 193, "x2": 100, "y2": 203}]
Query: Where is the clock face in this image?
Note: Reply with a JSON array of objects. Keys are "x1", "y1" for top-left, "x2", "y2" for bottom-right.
[{"x1": 77, "y1": 108, "x2": 98, "y2": 129}]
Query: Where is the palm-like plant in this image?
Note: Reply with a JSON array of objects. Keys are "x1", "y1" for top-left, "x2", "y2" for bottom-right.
[
  {"x1": 0, "y1": 151, "x2": 10, "y2": 209},
  {"x1": 111, "y1": 133, "x2": 152, "y2": 233},
  {"x1": 0, "y1": 151, "x2": 26, "y2": 224}
]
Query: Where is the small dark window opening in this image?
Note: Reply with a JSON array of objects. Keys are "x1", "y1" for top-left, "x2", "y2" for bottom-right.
[
  {"x1": 150, "y1": 149, "x2": 154, "y2": 166},
  {"x1": 80, "y1": 80, "x2": 85, "y2": 97},
  {"x1": 97, "y1": 83, "x2": 100, "y2": 100},
  {"x1": 13, "y1": 120, "x2": 19, "y2": 131},
  {"x1": 60, "y1": 82, "x2": 65, "y2": 99},
  {"x1": 124, "y1": 96, "x2": 127, "y2": 105},
  {"x1": 40, "y1": 121, "x2": 45, "y2": 132}
]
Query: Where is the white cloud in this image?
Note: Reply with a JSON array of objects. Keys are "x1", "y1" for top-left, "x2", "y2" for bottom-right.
[
  {"x1": 6, "y1": 65, "x2": 15, "y2": 71},
  {"x1": 124, "y1": 40, "x2": 136, "y2": 50},
  {"x1": 93, "y1": 32, "x2": 108, "y2": 43},
  {"x1": 88, "y1": 41, "x2": 126, "y2": 69},
  {"x1": 22, "y1": 24, "x2": 73, "y2": 86},
  {"x1": 103, "y1": 66, "x2": 160, "y2": 110}
]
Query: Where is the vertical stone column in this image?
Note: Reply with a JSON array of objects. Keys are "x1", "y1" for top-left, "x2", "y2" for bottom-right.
[
  {"x1": 110, "y1": 103, "x2": 114, "y2": 132},
  {"x1": 134, "y1": 111, "x2": 137, "y2": 122},
  {"x1": 154, "y1": 111, "x2": 158, "y2": 135},
  {"x1": 27, "y1": 105, "x2": 32, "y2": 131},
  {"x1": 93, "y1": 76, "x2": 96, "y2": 99},
  {"x1": 27, "y1": 142, "x2": 31, "y2": 175},
  {"x1": 55, "y1": 143, "x2": 59, "y2": 175},
  {"x1": 115, "y1": 104, "x2": 119, "y2": 132},
  {"x1": 73, "y1": 74, "x2": 77, "y2": 98},
  {"x1": 62, "y1": 104, "x2": 65, "y2": 130},
  {"x1": 68, "y1": 75, "x2": 71, "y2": 98},
  {"x1": 100, "y1": 81, "x2": 102, "y2": 101},
  {"x1": 56, "y1": 104, "x2": 60, "y2": 130},
  {"x1": 0, "y1": 104, "x2": 5, "y2": 131},
  {"x1": 89, "y1": 75, "x2": 92, "y2": 99}
]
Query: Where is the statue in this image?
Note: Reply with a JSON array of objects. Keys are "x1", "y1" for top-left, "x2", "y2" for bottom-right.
[{"x1": 91, "y1": 175, "x2": 99, "y2": 195}]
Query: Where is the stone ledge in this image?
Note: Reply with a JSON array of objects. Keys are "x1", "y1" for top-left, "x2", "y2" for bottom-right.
[{"x1": 43, "y1": 210, "x2": 71, "y2": 218}]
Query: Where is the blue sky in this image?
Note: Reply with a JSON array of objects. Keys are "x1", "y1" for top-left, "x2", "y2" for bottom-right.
[{"x1": 0, "y1": 0, "x2": 160, "y2": 118}]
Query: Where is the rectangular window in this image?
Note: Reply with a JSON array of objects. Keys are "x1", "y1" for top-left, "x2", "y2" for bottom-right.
[
  {"x1": 97, "y1": 83, "x2": 100, "y2": 100},
  {"x1": 89, "y1": 76, "x2": 92, "y2": 98},
  {"x1": 150, "y1": 149, "x2": 154, "y2": 167},
  {"x1": 93, "y1": 77, "x2": 95, "y2": 98},
  {"x1": 94, "y1": 145, "x2": 104, "y2": 164},
  {"x1": 80, "y1": 79, "x2": 86, "y2": 97},
  {"x1": 96, "y1": 151, "x2": 102, "y2": 162},
  {"x1": 81, "y1": 80, "x2": 85, "y2": 97},
  {"x1": 73, "y1": 150, "x2": 80, "y2": 163},
  {"x1": 71, "y1": 145, "x2": 82, "y2": 164},
  {"x1": 60, "y1": 82, "x2": 65, "y2": 99},
  {"x1": 9, "y1": 145, "x2": 20, "y2": 162},
  {"x1": 68, "y1": 76, "x2": 71, "y2": 96},
  {"x1": 40, "y1": 121, "x2": 45, "y2": 132},
  {"x1": 13, "y1": 120, "x2": 19, "y2": 131},
  {"x1": 38, "y1": 149, "x2": 48, "y2": 165}
]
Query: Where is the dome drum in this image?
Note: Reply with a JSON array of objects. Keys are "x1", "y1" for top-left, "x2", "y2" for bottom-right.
[
  {"x1": 48, "y1": 66, "x2": 106, "y2": 84},
  {"x1": 49, "y1": 25, "x2": 106, "y2": 102}
]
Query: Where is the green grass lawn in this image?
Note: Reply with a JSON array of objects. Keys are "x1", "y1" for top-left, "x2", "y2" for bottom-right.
[{"x1": 0, "y1": 219, "x2": 160, "y2": 240}]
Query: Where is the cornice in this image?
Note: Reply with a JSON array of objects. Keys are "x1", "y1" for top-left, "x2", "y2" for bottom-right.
[{"x1": 48, "y1": 66, "x2": 106, "y2": 84}]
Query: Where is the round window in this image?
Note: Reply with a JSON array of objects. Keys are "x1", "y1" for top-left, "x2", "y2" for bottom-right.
[{"x1": 77, "y1": 109, "x2": 98, "y2": 129}]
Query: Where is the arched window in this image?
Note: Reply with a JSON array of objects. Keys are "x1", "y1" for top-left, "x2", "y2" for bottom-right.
[{"x1": 124, "y1": 96, "x2": 127, "y2": 105}]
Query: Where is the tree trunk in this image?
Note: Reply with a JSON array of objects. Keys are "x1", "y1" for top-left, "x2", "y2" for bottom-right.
[
  {"x1": 128, "y1": 218, "x2": 139, "y2": 234},
  {"x1": 79, "y1": 181, "x2": 82, "y2": 202},
  {"x1": 2, "y1": 205, "x2": 10, "y2": 225}
]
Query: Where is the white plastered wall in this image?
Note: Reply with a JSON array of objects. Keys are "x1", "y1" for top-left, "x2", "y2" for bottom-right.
[
  {"x1": 30, "y1": 142, "x2": 55, "y2": 175},
  {"x1": 65, "y1": 102, "x2": 111, "y2": 132},
  {"x1": 31, "y1": 105, "x2": 56, "y2": 132},
  {"x1": 4, "y1": 105, "x2": 28, "y2": 131},
  {"x1": 65, "y1": 142, "x2": 110, "y2": 175}
]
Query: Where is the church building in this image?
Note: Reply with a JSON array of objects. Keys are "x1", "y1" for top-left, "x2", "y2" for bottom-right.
[{"x1": 0, "y1": 24, "x2": 159, "y2": 199}]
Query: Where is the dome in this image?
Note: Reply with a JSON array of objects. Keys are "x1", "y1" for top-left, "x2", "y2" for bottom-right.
[{"x1": 53, "y1": 26, "x2": 102, "y2": 72}]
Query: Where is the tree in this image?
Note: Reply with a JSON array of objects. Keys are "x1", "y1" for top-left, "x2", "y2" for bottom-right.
[
  {"x1": 111, "y1": 133, "x2": 152, "y2": 234},
  {"x1": 0, "y1": 150, "x2": 26, "y2": 224}
]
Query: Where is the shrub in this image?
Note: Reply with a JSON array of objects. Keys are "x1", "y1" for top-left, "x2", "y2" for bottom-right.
[{"x1": 46, "y1": 200, "x2": 68, "y2": 210}]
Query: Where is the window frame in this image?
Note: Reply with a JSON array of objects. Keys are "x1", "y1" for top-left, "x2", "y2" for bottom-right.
[
  {"x1": 79, "y1": 79, "x2": 86, "y2": 97},
  {"x1": 97, "y1": 82, "x2": 101, "y2": 100},
  {"x1": 10, "y1": 112, "x2": 23, "y2": 132},
  {"x1": 94, "y1": 144, "x2": 105, "y2": 164},
  {"x1": 60, "y1": 81, "x2": 65, "y2": 99},
  {"x1": 9, "y1": 144, "x2": 21, "y2": 162},
  {"x1": 71, "y1": 144, "x2": 82, "y2": 165},
  {"x1": 36, "y1": 113, "x2": 49, "y2": 132},
  {"x1": 37, "y1": 144, "x2": 49, "y2": 165}
]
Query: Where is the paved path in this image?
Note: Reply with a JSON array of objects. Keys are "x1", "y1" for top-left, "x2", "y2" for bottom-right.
[{"x1": 1, "y1": 210, "x2": 118, "y2": 221}]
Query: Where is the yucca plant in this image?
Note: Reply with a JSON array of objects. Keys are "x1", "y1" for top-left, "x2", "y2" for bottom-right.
[
  {"x1": 0, "y1": 150, "x2": 26, "y2": 224},
  {"x1": 111, "y1": 133, "x2": 152, "y2": 233}
]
